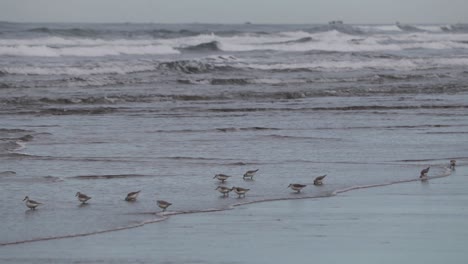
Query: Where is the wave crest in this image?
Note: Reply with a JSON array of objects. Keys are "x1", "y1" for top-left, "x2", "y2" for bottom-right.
[{"x1": 180, "y1": 41, "x2": 221, "y2": 52}]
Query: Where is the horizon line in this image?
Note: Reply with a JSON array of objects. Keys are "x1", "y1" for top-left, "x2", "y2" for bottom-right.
[{"x1": 0, "y1": 20, "x2": 463, "y2": 25}]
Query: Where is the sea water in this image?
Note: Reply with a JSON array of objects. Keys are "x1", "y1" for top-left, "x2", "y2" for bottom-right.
[{"x1": 1, "y1": 22, "x2": 467, "y2": 246}]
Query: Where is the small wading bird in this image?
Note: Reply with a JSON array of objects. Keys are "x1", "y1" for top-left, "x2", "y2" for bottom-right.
[
  {"x1": 157, "y1": 200, "x2": 172, "y2": 212},
  {"x1": 125, "y1": 190, "x2": 141, "y2": 201},
  {"x1": 288, "y1": 184, "x2": 307, "y2": 193},
  {"x1": 313, "y1": 175, "x2": 327, "y2": 186},
  {"x1": 215, "y1": 186, "x2": 232, "y2": 196},
  {"x1": 23, "y1": 196, "x2": 42, "y2": 210},
  {"x1": 243, "y1": 169, "x2": 259, "y2": 180},
  {"x1": 450, "y1": 160, "x2": 456, "y2": 169},
  {"x1": 420, "y1": 167, "x2": 430, "y2": 181},
  {"x1": 75, "y1": 192, "x2": 92, "y2": 204},
  {"x1": 231, "y1": 187, "x2": 250, "y2": 198},
  {"x1": 213, "y1": 174, "x2": 231, "y2": 183}
]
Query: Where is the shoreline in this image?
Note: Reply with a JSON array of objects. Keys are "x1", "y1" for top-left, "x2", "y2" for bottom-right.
[{"x1": 0, "y1": 164, "x2": 452, "y2": 247}]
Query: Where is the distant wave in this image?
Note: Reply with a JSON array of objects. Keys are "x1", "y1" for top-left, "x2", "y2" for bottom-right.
[
  {"x1": 395, "y1": 22, "x2": 425, "y2": 32},
  {"x1": 263, "y1": 36, "x2": 315, "y2": 45},
  {"x1": 0, "y1": 44, "x2": 179, "y2": 57},
  {"x1": 303, "y1": 24, "x2": 364, "y2": 35},
  {"x1": 27, "y1": 27, "x2": 101, "y2": 37},
  {"x1": 2, "y1": 28, "x2": 468, "y2": 58},
  {"x1": 26, "y1": 27, "x2": 202, "y2": 39},
  {"x1": 441, "y1": 23, "x2": 468, "y2": 33}
]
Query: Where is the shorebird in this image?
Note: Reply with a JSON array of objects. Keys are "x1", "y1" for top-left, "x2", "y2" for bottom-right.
[
  {"x1": 215, "y1": 186, "x2": 232, "y2": 196},
  {"x1": 157, "y1": 200, "x2": 172, "y2": 212},
  {"x1": 288, "y1": 184, "x2": 307, "y2": 193},
  {"x1": 213, "y1": 174, "x2": 231, "y2": 183},
  {"x1": 75, "y1": 192, "x2": 91, "y2": 204},
  {"x1": 450, "y1": 160, "x2": 456, "y2": 169},
  {"x1": 231, "y1": 187, "x2": 250, "y2": 197},
  {"x1": 243, "y1": 169, "x2": 259, "y2": 180},
  {"x1": 125, "y1": 190, "x2": 141, "y2": 201},
  {"x1": 23, "y1": 196, "x2": 42, "y2": 210},
  {"x1": 420, "y1": 167, "x2": 430, "y2": 181},
  {"x1": 313, "y1": 175, "x2": 327, "y2": 186}
]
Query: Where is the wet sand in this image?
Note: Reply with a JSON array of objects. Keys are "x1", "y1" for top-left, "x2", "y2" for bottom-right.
[{"x1": 1, "y1": 165, "x2": 466, "y2": 264}]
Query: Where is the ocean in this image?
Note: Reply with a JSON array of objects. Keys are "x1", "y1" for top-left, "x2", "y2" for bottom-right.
[{"x1": 0, "y1": 22, "x2": 467, "y2": 248}]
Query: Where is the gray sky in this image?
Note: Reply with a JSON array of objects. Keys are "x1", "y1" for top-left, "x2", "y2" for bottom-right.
[{"x1": 1, "y1": 0, "x2": 467, "y2": 24}]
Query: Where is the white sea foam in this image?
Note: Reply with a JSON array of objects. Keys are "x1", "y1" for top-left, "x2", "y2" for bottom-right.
[
  {"x1": 357, "y1": 25, "x2": 403, "y2": 33},
  {"x1": 0, "y1": 37, "x2": 163, "y2": 47},
  {"x1": 167, "y1": 30, "x2": 468, "y2": 53},
  {"x1": 233, "y1": 57, "x2": 468, "y2": 71},
  {"x1": 2, "y1": 30, "x2": 468, "y2": 57},
  {"x1": 3, "y1": 55, "x2": 468, "y2": 76},
  {"x1": 236, "y1": 59, "x2": 418, "y2": 71}
]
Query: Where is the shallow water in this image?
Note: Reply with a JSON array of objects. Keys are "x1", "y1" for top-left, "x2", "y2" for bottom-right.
[
  {"x1": 1, "y1": 22, "x2": 468, "y2": 246},
  {"x1": 0, "y1": 166, "x2": 466, "y2": 264}
]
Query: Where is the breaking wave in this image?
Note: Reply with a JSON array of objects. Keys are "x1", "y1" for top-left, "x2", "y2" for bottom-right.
[
  {"x1": 395, "y1": 22, "x2": 425, "y2": 32},
  {"x1": 441, "y1": 23, "x2": 468, "y2": 33},
  {"x1": 180, "y1": 41, "x2": 221, "y2": 52}
]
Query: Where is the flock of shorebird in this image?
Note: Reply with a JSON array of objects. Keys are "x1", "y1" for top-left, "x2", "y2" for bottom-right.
[
  {"x1": 22, "y1": 160, "x2": 457, "y2": 211},
  {"x1": 419, "y1": 159, "x2": 456, "y2": 181}
]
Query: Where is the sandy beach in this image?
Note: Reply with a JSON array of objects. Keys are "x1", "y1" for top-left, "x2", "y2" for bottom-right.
[{"x1": 1, "y1": 164, "x2": 466, "y2": 264}]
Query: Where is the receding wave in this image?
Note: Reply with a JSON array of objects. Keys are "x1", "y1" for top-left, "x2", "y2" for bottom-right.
[
  {"x1": 32, "y1": 107, "x2": 118, "y2": 116},
  {"x1": 260, "y1": 134, "x2": 342, "y2": 141},
  {"x1": 0, "y1": 141, "x2": 25, "y2": 152},
  {"x1": 0, "y1": 171, "x2": 16, "y2": 177},
  {"x1": 0, "y1": 175, "x2": 63, "y2": 183},
  {"x1": 72, "y1": 174, "x2": 149, "y2": 180}
]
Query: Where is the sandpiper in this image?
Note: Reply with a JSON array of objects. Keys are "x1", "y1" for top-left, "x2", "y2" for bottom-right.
[
  {"x1": 313, "y1": 175, "x2": 327, "y2": 186},
  {"x1": 213, "y1": 174, "x2": 231, "y2": 183},
  {"x1": 420, "y1": 167, "x2": 430, "y2": 181},
  {"x1": 125, "y1": 190, "x2": 141, "y2": 201},
  {"x1": 450, "y1": 160, "x2": 456, "y2": 169},
  {"x1": 288, "y1": 184, "x2": 307, "y2": 193},
  {"x1": 231, "y1": 187, "x2": 250, "y2": 197},
  {"x1": 75, "y1": 192, "x2": 91, "y2": 204},
  {"x1": 243, "y1": 169, "x2": 259, "y2": 180},
  {"x1": 157, "y1": 200, "x2": 172, "y2": 212},
  {"x1": 23, "y1": 196, "x2": 42, "y2": 210},
  {"x1": 215, "y1": 186, "x2": 232, "y2": 196}
]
